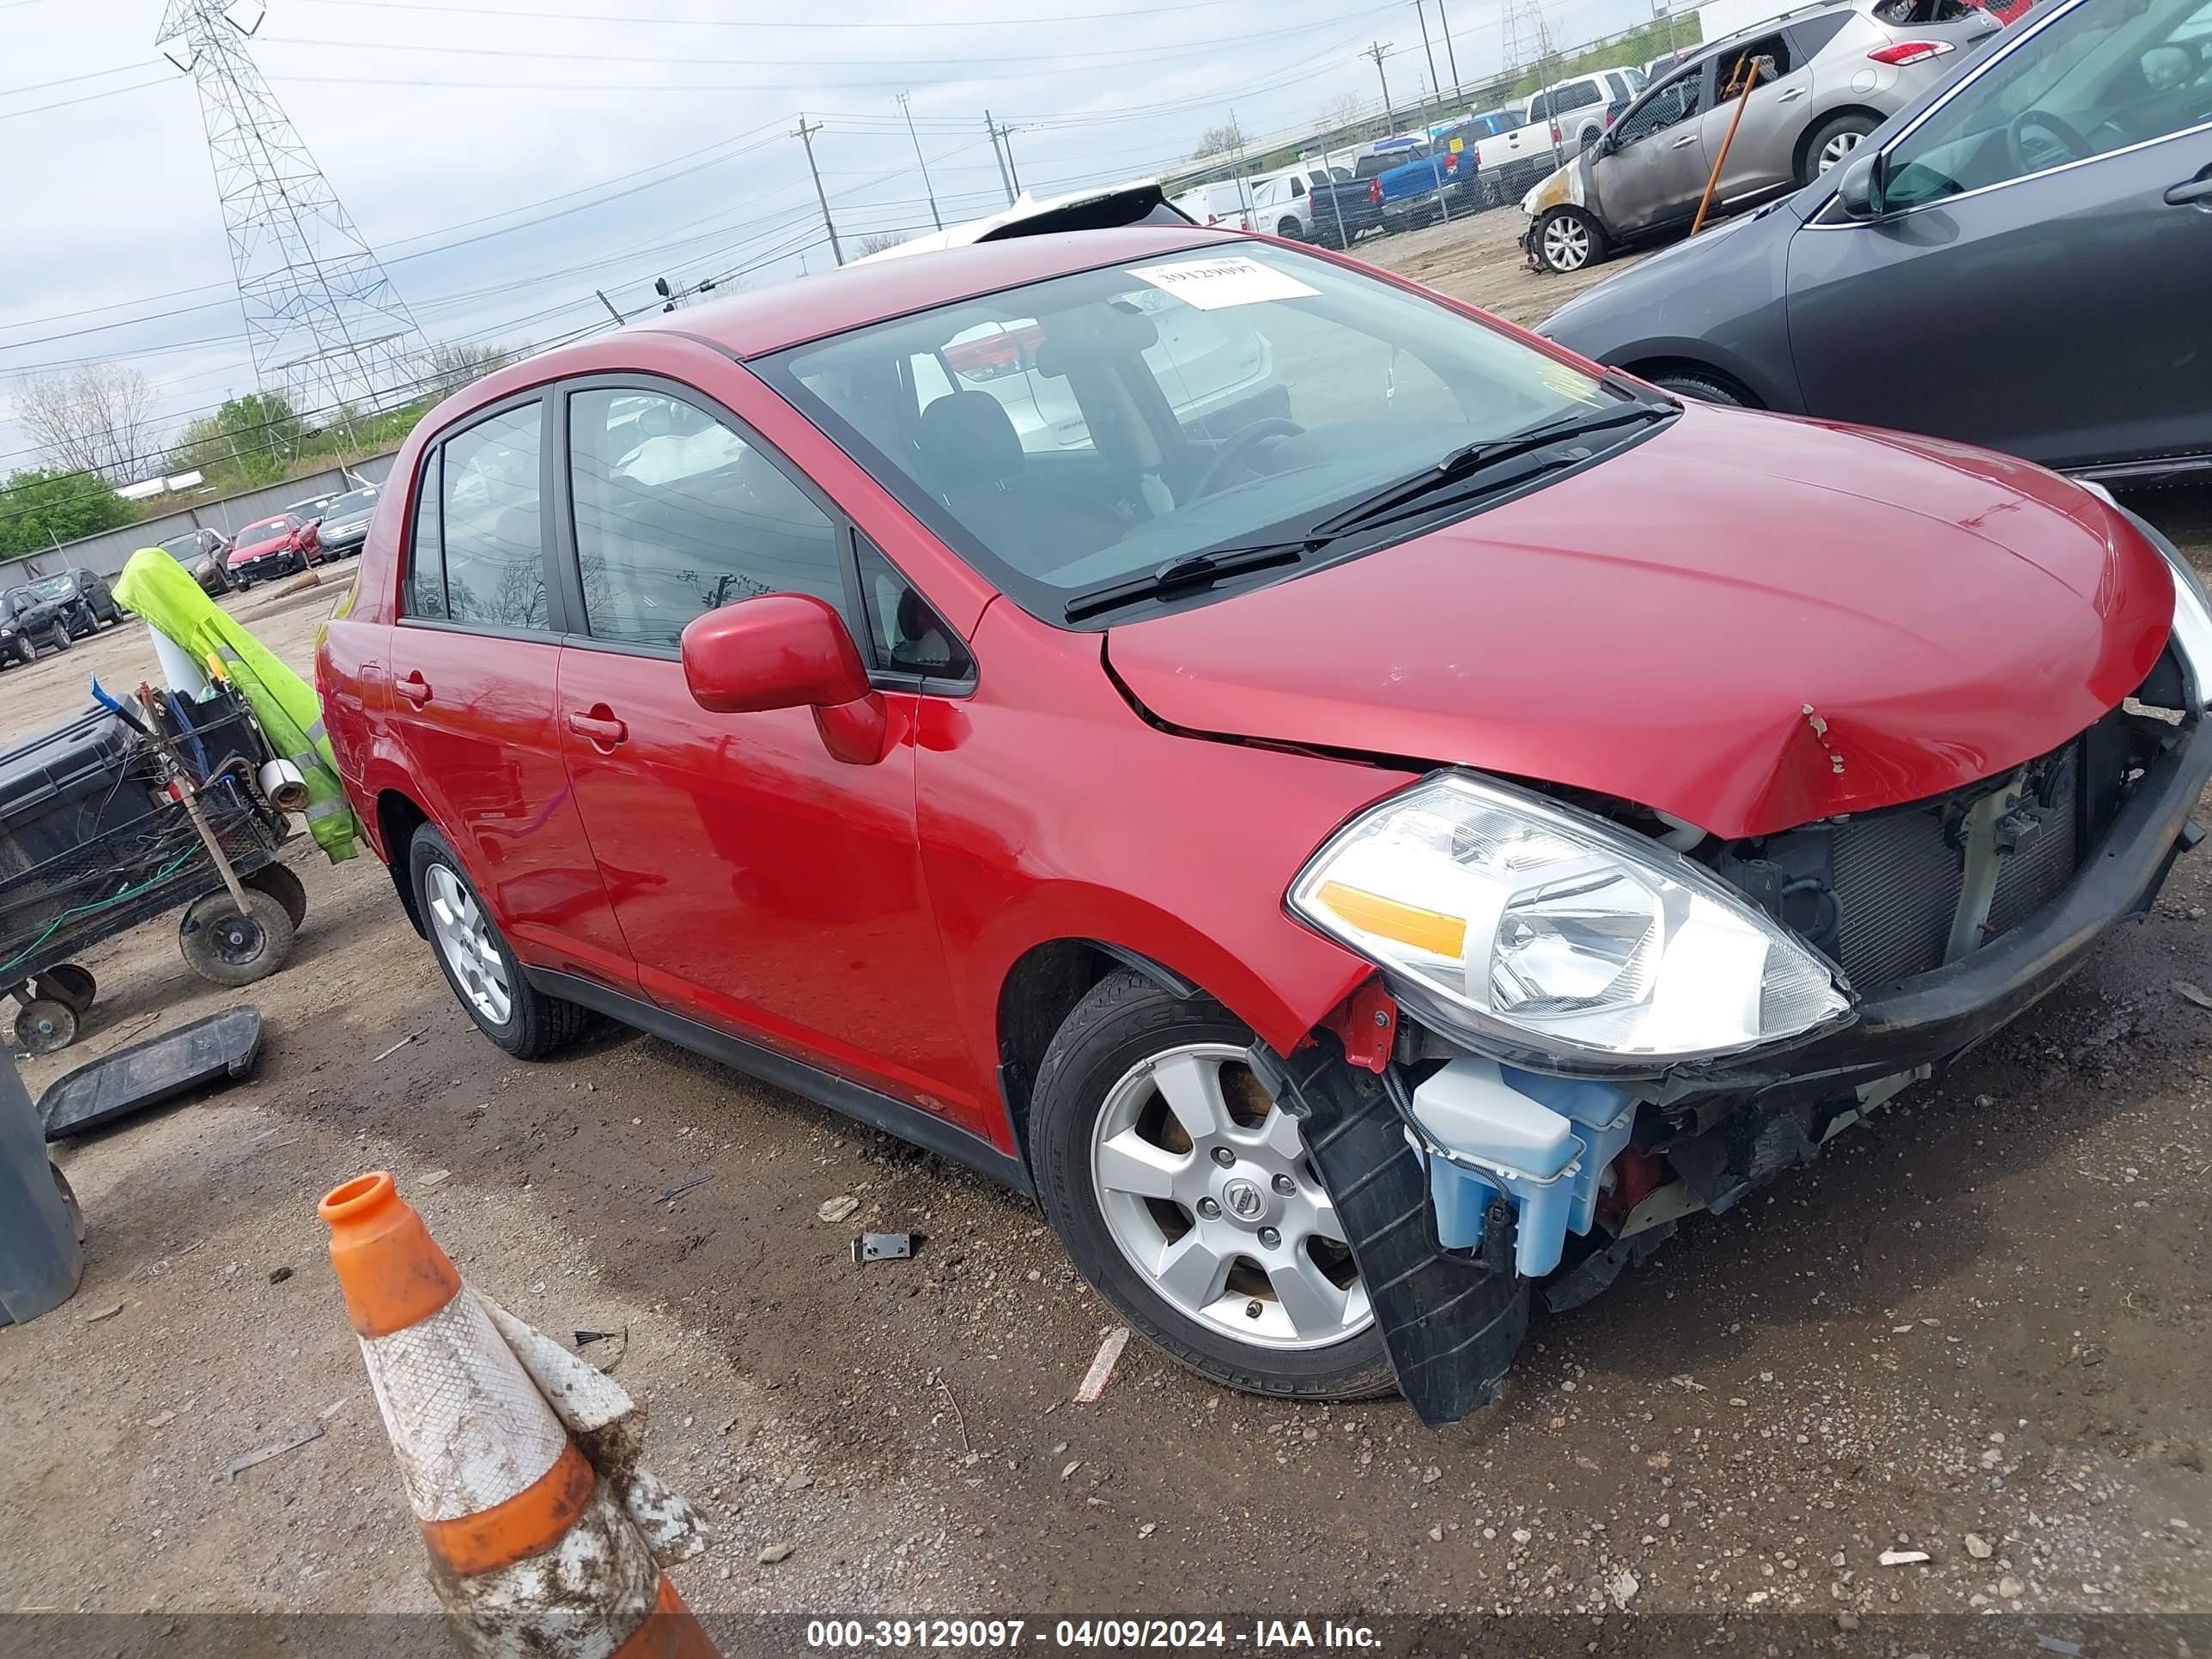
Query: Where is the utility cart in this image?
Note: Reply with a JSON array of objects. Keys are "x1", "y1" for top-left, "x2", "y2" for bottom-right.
[{"x1": 0, "y1": 684, "x2": 306, "y2": 1054}]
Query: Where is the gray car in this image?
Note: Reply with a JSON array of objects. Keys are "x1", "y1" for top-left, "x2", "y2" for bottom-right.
[
  {"x1": 309, "y1": 486, "x2": 380, "y2": 558},
  {"x1": 1538, "y1": 0, "x2": 2212, "y2": 483},
  {"x1": 1521, "y1": 0, "x2": 2001, "y2": 273}
]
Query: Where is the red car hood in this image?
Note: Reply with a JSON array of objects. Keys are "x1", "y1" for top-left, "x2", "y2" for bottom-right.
[
  {"x1": 230, "y1": 533, "x2": 290, "y2": 562},
  {"x1": 1105, "y1": 407, "x2": 2174, "y2": 840}
]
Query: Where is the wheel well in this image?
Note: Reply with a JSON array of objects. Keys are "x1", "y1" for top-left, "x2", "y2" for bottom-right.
[
  {"x1": 1624, "y1": 357, "x2": 1765, "y2": 409},
  {"x1": 1793, "y1": 106, "x2": 1884, "y2": 183},
  {"x1": 994, "y1": 940, "x2": 1202, "y2": 1162},
  {"x1": 376, "y1": 789, "x2": 428, "y2": 935},
  {"x1": 1276, "y1": 216, "x2": 1302, "y2": 239}
]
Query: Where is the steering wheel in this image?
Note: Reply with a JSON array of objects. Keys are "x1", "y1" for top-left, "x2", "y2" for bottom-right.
[
  {"x1": 1191, "y1": 417, "x2": 1305, "y2": 497},
  {"x1": 2004, "y1": 108, "x2": 2091, "y2": 175}
]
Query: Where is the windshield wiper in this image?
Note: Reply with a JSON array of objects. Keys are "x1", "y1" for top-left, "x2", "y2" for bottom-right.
[
  {"x1": 1063, "y1": 541, "x2": 1314, "y2": 622},
  {"x1": 1311, "y1": 400, "x2": 1674, "y2": 539}
]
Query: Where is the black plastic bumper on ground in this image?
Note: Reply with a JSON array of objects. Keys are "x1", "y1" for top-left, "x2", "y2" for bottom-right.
[
  {"x1": 1660, "y1": 714, "x2": 2212, "y2": 1111},
  {"x1": 1254, "y1": 1036, "x2": 1528, "y2": 1427}
]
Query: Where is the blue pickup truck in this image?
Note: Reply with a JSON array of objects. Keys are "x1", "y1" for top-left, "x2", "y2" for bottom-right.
[{"x1": 1369, "y1": 138, "x2": 1482, "y2": 229}]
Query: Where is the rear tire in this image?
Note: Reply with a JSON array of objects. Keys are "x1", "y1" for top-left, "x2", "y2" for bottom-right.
[
  {"x1": 1802, "y1": 112, "x2": 1879, "y2": 184},
  {"x1": 1534, "y1": 206, "x2": 1606, "y2": 273},
  {"x1": 1650, "y1": 370, "x2": 1751, "y2": 406},
  {"x1": 46, "y1": 625, "x2": 70, "y2": 654},
  {"x1": 1030, "y1": 969, "x2": 1395, "y2": 1403},
  {"x1": 1274, "y1": 216, "x2": 1304, "y2": 242},
  {"x1": 408, "y1": 824, "x2": 590, "y2": 1060}
]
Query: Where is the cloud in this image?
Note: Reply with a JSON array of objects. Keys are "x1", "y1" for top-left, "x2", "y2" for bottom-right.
[{"x1": 0, "y1": 0, "x2": 1656, "y2": 472}]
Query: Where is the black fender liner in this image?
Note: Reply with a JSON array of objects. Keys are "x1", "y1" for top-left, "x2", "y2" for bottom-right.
[{"x1": 1252, "y1": 1034, "x2": 1528, "y2": 1426}]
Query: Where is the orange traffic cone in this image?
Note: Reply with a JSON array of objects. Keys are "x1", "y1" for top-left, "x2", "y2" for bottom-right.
[{"x1": 320, "y1": 1172, "x2": 719, "y2": 1659}]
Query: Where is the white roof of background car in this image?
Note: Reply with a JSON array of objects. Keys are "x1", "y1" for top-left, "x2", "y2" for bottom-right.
[{"x1": 854, "y1": 180, "x2": 1177, "y2": 264}]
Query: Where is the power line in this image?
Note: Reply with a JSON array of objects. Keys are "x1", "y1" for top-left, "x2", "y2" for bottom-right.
[
  {"x1": 291, "y1": 0, "x2": 1257, "y2": 27},
  {"x1": 257, "y1": 8, "x2": 1398, "y2": 70},
  {"x1": 0, "y1": 74, "x2": 171, "y2": 120}
]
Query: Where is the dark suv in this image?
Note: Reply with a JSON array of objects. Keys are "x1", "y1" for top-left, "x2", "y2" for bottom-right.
[
  {"x1": 25, "y1": 568, "x2": 121, "y2": 638},
  {"x1": 0, "y1": 586, "x2": 75, "y2": 667}
]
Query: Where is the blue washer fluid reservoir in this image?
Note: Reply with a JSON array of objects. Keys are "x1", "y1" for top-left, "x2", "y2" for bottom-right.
[{"x1": 1409, "y1": 1059, "x2": 1638, "y2": 1278}]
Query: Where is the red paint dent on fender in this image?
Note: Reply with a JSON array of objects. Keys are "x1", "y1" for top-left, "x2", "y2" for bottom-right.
[{"x1": 1107, "y1": 402, "x2": 2173, "y2": 840}]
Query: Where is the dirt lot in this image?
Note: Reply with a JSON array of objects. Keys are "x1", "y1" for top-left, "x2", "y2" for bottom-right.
[{"x1": 3, "y1": 258, "x2": 2209, "y2": 1643}]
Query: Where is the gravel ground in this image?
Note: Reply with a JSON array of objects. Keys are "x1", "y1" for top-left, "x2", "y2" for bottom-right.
[{"x1": 1, "y1": 252, "x2": 2207, "y2": 1640}]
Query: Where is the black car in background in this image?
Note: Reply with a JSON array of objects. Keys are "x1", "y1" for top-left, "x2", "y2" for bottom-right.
[
  {"x1": 307, "y1": 486, "x2": 379, "y2": 559},
  {"x1": 24, "y1": 568, "x2": 121, "y2": 638},
  {"x1": 0, "y1": 585, "x2": 76, "y2": 667},
  {"x1": 1540, "y1": 0, "x2": 2212, "y2": 484}
]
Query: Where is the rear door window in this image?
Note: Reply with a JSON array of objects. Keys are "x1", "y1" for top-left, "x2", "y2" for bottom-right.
[
  {"x1": 405, "y1": 449, "x2": 447, "y2": 620},
  {"x1": 435, "y1": 404, "x2": 548, "y2": 631}
]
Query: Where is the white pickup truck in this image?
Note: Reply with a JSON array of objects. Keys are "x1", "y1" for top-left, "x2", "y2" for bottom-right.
[{"x1": 1473, "y1": 69, "x2": 1646, "y2": 204}]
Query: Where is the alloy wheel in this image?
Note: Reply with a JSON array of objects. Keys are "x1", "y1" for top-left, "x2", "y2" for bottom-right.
[
  {"x1": 425, "y1": 864, "x2": 513, "y2": 1024},
  {"x1": 1089, "y1": 1042, "x2": 1371, "y2": 1351},
  {"x1": 1541, "y1": 213, "x2": 1591, "y2": 271},
  {"x1": 1817, "y1": 131, "x2": 1863, "y2": 173}
]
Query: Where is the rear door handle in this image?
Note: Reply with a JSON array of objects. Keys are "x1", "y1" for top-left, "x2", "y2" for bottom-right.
[
  {"x1": 2166, "y1": 173, "x2": 2212, "y2": 206},
  {"x1": 397, "y1": 672, "x2": 433, "y2": 707},
  {"x1": 567, "y1": 708, "x2": 629, "y2": 749},
  {"x1": 1776, "y1": 88, "x2": 1807, "y2": 102},
  {"x1": 1673, "y1": 134, "x2": 1699, "y2": 148}
]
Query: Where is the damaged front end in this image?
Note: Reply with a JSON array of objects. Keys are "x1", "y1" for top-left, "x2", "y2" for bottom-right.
[{"x1": 1261, "y1": 617, "x2": 2212, "y2": 1426}]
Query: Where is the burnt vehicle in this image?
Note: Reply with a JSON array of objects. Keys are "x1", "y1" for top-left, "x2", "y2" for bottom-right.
[
  {"x1": 0, "y1": 586, "x2": 76, "y2": 667},
  {"x1": 25, "y1": 568, "x2": 121, "y2": 637}
]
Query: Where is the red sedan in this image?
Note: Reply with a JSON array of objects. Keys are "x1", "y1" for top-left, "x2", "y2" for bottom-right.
[
  {"x1": 318, "y1": 224, "x2": 2211, "y2": 1421},
  {"x1": 226, "y1": 511, "x2": 322, "y2": 589}
]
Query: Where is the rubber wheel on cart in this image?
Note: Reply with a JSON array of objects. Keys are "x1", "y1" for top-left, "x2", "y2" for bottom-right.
[
  {"x1": 1534, "y1": 206, "x2": 1606, "y2": 274},
  {"x1": 34, "y1": 963, "x2": 95, "y2": 1017},
  {"x1": 409, "y1": 823, "x2": 590, "y2": 1060},
  {"x1": 1029, "y1": 969, "x2": 1396, "y2": 1403},
  {"x1": 15, "y1": 998, "x2": 77, "y2": 1056},
  {"x1": 243, "y1": 863, "x2": 308, "y2": 931},
  {"x1": 178, "y1": 888, "x2": 295, "y2": 988}
]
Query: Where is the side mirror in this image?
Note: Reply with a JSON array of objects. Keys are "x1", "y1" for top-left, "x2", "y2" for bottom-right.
[
  {"x1": 1832, "y1": 151, "x2": 1883, "y2": 218},
  {"x1": 681, "y1": 593, "x2": 889, "y2": 764}
]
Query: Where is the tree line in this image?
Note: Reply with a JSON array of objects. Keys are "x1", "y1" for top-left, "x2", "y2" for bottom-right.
[{"x1": 1, "y1": 342, "x2": 514, "y2": 560}]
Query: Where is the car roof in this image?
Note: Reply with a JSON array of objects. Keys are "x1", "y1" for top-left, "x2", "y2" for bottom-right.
[{"x1": 575, "y1": 223, "x2": 1231, "y2": 366}]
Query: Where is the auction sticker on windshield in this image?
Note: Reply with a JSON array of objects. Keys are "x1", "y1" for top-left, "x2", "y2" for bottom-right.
[{"x1": 1127, "y1": 255, "x2": 1319, "y2": 310}]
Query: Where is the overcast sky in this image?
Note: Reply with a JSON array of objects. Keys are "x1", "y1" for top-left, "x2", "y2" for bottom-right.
[{"x1": 0, "y1": 0, "x2": 1662, "y2": 478}]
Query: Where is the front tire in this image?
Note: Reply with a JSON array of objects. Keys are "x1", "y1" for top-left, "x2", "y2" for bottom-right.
[
  {"x1": 1535, "y1": 206, "x2": 1606, "y2": 273},
  {"x1": 46, "y1": 625, "x2": 70, "y2": 654},
  {"x1": 1030, "y1": 970, "x2": 1395, "y2": 1402},
  {"x1": 1650, "y1": 370, "x2": 1750, "y2": 406},
  {"x1": 409, "y1": 824, "x2": 589, "y2": 1060}
]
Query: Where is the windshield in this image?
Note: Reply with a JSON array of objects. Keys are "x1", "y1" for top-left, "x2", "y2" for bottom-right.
[
  {"x1": 3, "y1": 588, "x2": 33, "y2": 614},
  {"x1": 28, "y1": 574, "x2": 73, "y2": 599},
  {"x1": 240, "y1": 515, "x2": 295, "y2": 540},
  {"x1": 759, "y1": 240, "x2": 1624, "y2": 623},
  {"x1": 326, "y1": 489, "x2": 378, "y2": 515},
  {"x1": 160, "y1": 535, "x2": 203, "y2": 556}
]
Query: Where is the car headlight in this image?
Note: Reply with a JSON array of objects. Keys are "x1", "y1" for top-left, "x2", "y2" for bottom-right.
[
  {"x1": 2087, "y1": 482, "x2": 2212, "y2": 708},
  {"x1": 1289, "y1": 772, "x2": 1850, "y2": 1071}
]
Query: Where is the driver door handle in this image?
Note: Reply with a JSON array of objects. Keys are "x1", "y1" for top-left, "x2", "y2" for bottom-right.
[
  {"x1": 567, "y1": 707, "x2": 629, "y2": 749},
  {"x1": 397, "y1": 672, "x2": 433, "y2": 707},
  {"x1": 1672, "y1": 133, "x2": 1698, "y2": 148},
  {"x1": 2166, "y1": 173, "x2": 2212, "y2": 206}
]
